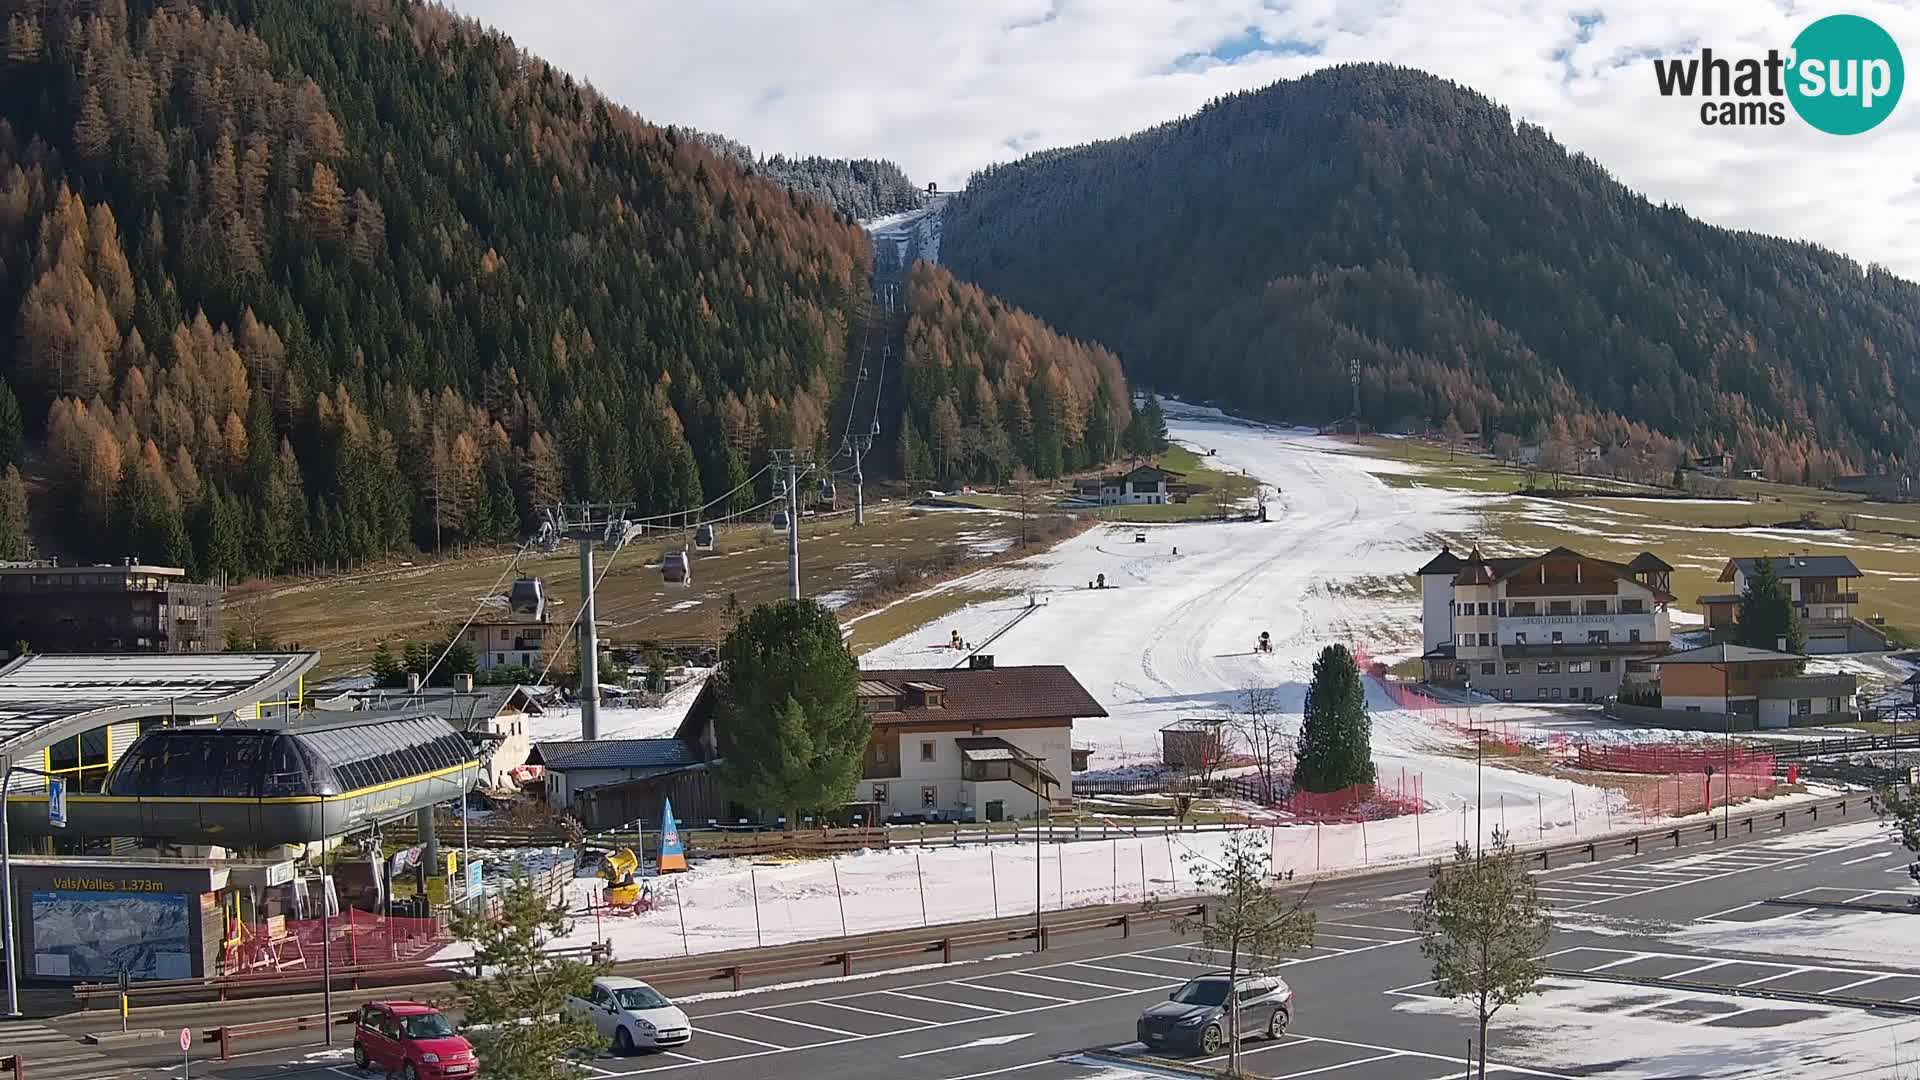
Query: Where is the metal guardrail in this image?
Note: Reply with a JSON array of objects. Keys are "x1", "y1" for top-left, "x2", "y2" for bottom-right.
[
  {"x1": 206, "y1": 1010, "x2": 359, "y2": 1060},
  {"x1": 1764, "y1": 732, "x2": 1920, "y2": 760},
  {"x1": 73, "y1": 943, "x2": 611, "y2": 1008},
  {"x1": 634, "y1": 902, "x2": 1209, "y2": 993},
  {"x1": 1514, "y1": 795, "x2": 1860, "y2": 870},
  {"x1": 66, "y1": 795, "x2": 1864, "y2": 1014}
]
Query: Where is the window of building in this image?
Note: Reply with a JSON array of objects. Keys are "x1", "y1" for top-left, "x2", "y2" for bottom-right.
[
  {"x1": 1549, "y1": 687, "x2": 1563, "y2": 699},
  {"x1": 1551, "y1": 631, "x2": 1564, "y2": 644},
  {"x1": 1600, "y1": 660, "x2": 1612, "y2": 673},
  {"x1": 1514, "y1": 632, "x2": 1528, "y2": 644},
  {"x1": 872, "y1": 783, "x2": 888, "y2": 804},
  {"x1": 1506, "y1": 662, "x2": 1520, "y2": 675},
  {"x1": 874, "y1": 744, "x2": 889, "y2": 763},
  {"x1": 1511, "y1": 602, "x2": 1537, "y2": 616},
  {"x1": 1629, "y1": 629, "x2": 1641, "y2": 642},
  {"x1": 1795, "y1": 698, "x2": 1812, "y2": 715},
  {"x1": 921, "y1": 785, "x2": 938, "y2": 808},
  {"x1": 1459, "y1": 634, "x2": 1472, "y2": 647},
  {"x1": 1477, "y1": 602, "x2": 1489, "y2": 616},
  {"x1": 1620, "y1": 599, "x2": 1645, "y2": 614},
  {"x1": 499, "y1": 629, "x2": 509, "y2": 642},
  {"x1": 1568, "y1": 661, "x2": 1592, "y2": 674},
  {"x1": 1549, "y1": 601, "x2": 1573, "y2": 615},
  {"x1": 1501, "y1": 689, "x2": 1514, "y2": 701},
  {"x1": 1685, "y1": 706, "x2": 1701, "y2": 713},
  {"x1": 1627, "y1": 661, "x2": 1654, "y2": 673},
  {"x1": 1454, "y1": 664, "x2": 1469, "y2": 679},
  {"x1": 1588, "y1": 630, "x2": 1610, "y2": 643},
  {"x1": 1537, "y1": 661, "x2": 1560, "y2": 674},
  {"x1": 1494, "y1": 602, "x2": 1507, "y2": 616},
  {"x1": 1481, "y1": 663, "x2": 1495, "y2": 676},
  {"x1": 1828, "y1": 697, "x2": 1842, "y2": 713},
  {"x1": 1477, "y1": 633, "x2": 1490, "y2": 647},
  {"x1": 1584, "y1": 600, "x2": 1608, "y2": 615},
  {"x1": 920, "y1": 741, "x2": 936, "y2": 762}
]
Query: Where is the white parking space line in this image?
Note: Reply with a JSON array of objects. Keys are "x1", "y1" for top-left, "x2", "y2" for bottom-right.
[
  {"x1": 1738, "y1": 968, "x2": 1811, "y2": 987},
  {"x1": 1014, "y1": 971, "x2": 1139, "y2": 993},
  {"x1": 659, "y1": 1051, "x2": 705, "y2": 1064},
  {"x1": 1319, "y1": 921, "x2": 1414, "y2": 935},
  {"x1": 934, "y1": 1060, "x2": 1060, "y2": 1080},
  {"x1": 814, "y1": 1000, "x2": 935, "y2": 1026},
  {"x1": 1069, "y1": 961, "x2": 1193, "y2": 981},
  {"x1": 1586, "y1": 953, "x2": 1657, "y2": 972},
  {"x1": 690, "y1": 1028, "x2": 791, "y2": 1051},
  {"x1": 1826, "y1": 975, "x2": 1893, "y2": 994},
  {"x1": 950, "y1": 980, "x2": 1070, "y2": 1003},
  {"x1": 883, "y1": 990, "x2": 1008, "y2": 1014},
  {"x1": 1204, "y1": 1032, "x2": 1578, "y2": 1079},
  {"x1": 1122, "y1": 953, "x2": 1217, "y2": 968},
  {"x1": 739, "y1": 1010, "x2": 861, "y2": 1037},
  {"x1": 1669, "y1": 960, "x2": 1734, "y2": 979},
  {"x1": 1840, "y1": 851, "x2": 1895, "y2": 866},
  {"x1": 1266, "y1": 1051, "x2": 1403, "y2": 1078},
  {"x1": 1311, "y1": 931, "x2": 1407, "y2": 944}
]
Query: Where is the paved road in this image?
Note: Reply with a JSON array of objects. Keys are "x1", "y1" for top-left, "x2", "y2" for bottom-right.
[{"x1": 29, "y1": 804, "x2": 1916, "y2": 1080}]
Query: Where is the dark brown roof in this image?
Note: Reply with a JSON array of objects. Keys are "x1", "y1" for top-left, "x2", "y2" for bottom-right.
[
  {"x1": 859, "y1": 665, "x2": 1107, "y2": 725},
  {"x1": 1417, "y1": 547, "x2": 1464, "y2": 575},
  {"x1": 1627, "y1": 552, "x2": 1674, "y2": 573}
]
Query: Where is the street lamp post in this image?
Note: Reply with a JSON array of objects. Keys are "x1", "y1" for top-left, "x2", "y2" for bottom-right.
[
  {"x1": 1032, "y1": 752, "x2": 1044, "y2": 952},
  {"x1": 1465, "y1": 680, "x2": 1482, "y2": 857},
  {"x1": 1, "y1": 753, "x2": 17, "y2": 1019},
  {"x1": 321, "y1": 789, "x2": 333, "y2": 1044},
  {"x1": 1, "y1": 757, "x2": 59, "y2": 1019}
]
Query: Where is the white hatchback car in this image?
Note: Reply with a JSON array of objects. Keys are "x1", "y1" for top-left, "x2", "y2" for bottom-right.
[{"x1": 566, "y1": 976, "x2": 692, "y2": 1055}]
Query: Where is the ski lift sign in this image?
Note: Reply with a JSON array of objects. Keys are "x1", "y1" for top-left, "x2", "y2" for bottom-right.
[{"x1": 48, "y1": 776, "x2": 67, "y2": 829}]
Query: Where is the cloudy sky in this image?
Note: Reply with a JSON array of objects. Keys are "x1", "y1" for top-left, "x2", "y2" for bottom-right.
[{"x1": 446, "y1": 0, "x2": 1920, "y2": 277}]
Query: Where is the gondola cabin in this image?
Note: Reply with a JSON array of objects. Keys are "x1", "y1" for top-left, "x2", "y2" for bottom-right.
[
  {"x1": 662, "y1": 550, "x2": 691, "y2": 588},
  {"x1": 693, "y1": 523, "x2": 715, "y2": 552},
  {"x1": 818, "y1": 477, "x2": 836, "y2": 502},
  {"x1": 770, "y1": 509, "x2": 790, "y2": 531}
]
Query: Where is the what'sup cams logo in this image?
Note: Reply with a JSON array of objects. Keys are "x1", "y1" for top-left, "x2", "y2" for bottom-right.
[{"x1": 1653, "y1": 14, "x2": 1903, "y2": 134}]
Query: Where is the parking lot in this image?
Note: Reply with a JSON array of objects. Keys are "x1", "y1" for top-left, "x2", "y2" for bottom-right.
[{"x1": 580, "y1": 924, "x2": 1419, "y2": 1077}]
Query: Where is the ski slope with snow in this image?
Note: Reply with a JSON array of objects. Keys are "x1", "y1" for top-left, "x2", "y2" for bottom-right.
[{"x1": 858, "y1": 406, "x2": 1620, "y2": 814}]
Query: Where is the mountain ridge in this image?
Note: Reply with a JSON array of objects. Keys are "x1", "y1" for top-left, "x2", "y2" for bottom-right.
[{"x1": 940, "y1": 62, "x2": 1920, "y2": 484}]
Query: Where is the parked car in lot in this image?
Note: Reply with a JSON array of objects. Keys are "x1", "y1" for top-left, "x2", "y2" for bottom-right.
[
  {"x1": 566, "y1": 975, "x2": 693, "y2": 1054},
  {"x1": 1136, "y1": 972, "x2": 1292, "y2": 1055},
  {"x1": 353, "y1": 1001, "x2": 478, "y2": 1078}
]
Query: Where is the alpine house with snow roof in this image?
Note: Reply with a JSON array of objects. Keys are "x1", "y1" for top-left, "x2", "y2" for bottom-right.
[{"x1": 1417, "y1": 545, "x2": 1675, "y2": 701}]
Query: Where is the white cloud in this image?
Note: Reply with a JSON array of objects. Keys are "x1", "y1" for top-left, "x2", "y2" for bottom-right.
[{"x1": 445, "y1": 0, "x2": 1920, "y2": 277}]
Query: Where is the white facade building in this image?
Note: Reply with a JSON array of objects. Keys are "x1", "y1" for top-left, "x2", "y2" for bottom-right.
[{"x1": 1419, "y1": 546, "x2": 1676, "y2": 701}]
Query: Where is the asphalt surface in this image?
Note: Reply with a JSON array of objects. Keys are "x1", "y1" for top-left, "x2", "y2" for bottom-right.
[{"x1": 20, "y1": 801, "x2": 1916, "y2": 1080}]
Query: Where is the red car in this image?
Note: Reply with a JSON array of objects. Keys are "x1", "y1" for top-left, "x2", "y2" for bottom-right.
[{"x1": 353, "y1": 1001, "x2": 478, "y2": 1078}]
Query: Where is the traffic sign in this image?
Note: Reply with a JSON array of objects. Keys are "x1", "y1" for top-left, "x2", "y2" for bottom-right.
[
  {"x1": 180, "y1": 1026, "x2": 191, "y2": 1051},
  {"x1": 48, "y1": 776, "x2": 66, "y2": 828}
]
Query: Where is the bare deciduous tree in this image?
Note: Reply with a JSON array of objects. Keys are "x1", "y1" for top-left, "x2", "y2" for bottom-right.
[{"x1": 1231, "y1": 683, "x2": 1290, "y2": 805}]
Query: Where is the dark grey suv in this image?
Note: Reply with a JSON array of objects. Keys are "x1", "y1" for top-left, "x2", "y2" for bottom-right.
[{"x1": 1136, "y1": 972, "x2": 1293, "y2": 1055}]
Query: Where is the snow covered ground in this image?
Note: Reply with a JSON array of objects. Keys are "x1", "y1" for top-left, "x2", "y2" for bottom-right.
[{"x1": 492, "y1": 405, "x2": 1880, "y2": 968}]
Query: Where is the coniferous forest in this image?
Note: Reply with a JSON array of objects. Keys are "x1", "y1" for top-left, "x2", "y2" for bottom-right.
[
  {"x1": 942, "y1": 64, "x2": 1920, "y2": 484},
  {"x1": 0, "y1": 0, "x2": 1126, "y2": 573}
]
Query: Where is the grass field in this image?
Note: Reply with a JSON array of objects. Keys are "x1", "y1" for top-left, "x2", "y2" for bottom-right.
[
  {"x1": 250, "y1": 503, "x2": 1033, "y2": 677},
  {"x1": 1354, "y1": 438, "x2": 1920, "y2": 640}
]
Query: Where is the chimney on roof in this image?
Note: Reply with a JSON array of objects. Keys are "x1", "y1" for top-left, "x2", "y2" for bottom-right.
[
  {"x1": 969, "y1": 654, "x2": 995, "y2": 670},
  {"x1": 408, "y1": 671, "x2": 422, "y2": 694},
  {"x1": 455, "y1": 672, "x2": 474, "y2": 693}
]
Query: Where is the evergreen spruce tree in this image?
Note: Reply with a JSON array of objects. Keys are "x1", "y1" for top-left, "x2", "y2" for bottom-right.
[
  {"x1": 713, "y1": 599, "x2": 867, "y2": 822},
  {"x1": 0, "y1": 379, "x2": 22, "y2": 468},
  {"x1": 451, "y1": 874, "x2": 606, "y2": 1079},
  {"x1": 0, "y1": 465, "x2": 27, "y2": 560},
  {"x1": 1735, "y1": 558, "x2": 1806, "y2": 654},
  {"x1": 1295, "y1": 643, "x2": 1375, "y2": 793},
  {"x1": 370, "y1": 640, "x2": 406, "y2": 687}
]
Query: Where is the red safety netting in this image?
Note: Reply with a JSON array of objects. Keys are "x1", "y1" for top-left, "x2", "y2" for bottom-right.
[
  {"x1": 1227, "y1": 769, "x2": 1425, "y2": 823},
  {"x1": 1348, "y1": 642, "x2": 1783, "y2": 822},
  {"x1": 220, "y1": 909, "x2": 450, "y2": 976}
]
